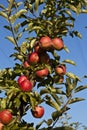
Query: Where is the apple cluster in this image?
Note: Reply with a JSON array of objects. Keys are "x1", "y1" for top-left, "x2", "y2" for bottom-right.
[
  {"x1": 18, "y1": 75, "x2": 33, "y2": 92},
  {"x1": 17, "y1": 36, "x2": 66, "y2": 119}
]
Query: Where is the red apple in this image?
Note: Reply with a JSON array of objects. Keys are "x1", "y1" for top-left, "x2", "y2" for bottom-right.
[
  {"x1": 28, "y1": 52, "x2": 39, "y2": 64},
  {"x1": 18, "y1": 75, "x2": 28, "y2": 85},
  {"x1": 52, "y1": 38, "x2": 64, "y2": 50},
  {"x1": 55, "y1": 65, "x2": 66, "y2": 76},
  {"x1": 23, "y1": 61, "x2": 30, "y2": 68},
  {"x1": 39, "y1": 36, "x2": 52, "y2": 49},
  {"x1": 36, "y1": 68, "x2": 49, "y2": 78},
  {"x1": 0, "y1": 122, "x2": 4, "y2": 130},
  {"x1": 19, "y1": 79, "x2": 33, "y2": 92},
  {"x1": 31, "y1": 106, "x2": 44, "y2": 118},
  {"x1": 0, "y1": 110, "x2": 12, "y2": 125}
]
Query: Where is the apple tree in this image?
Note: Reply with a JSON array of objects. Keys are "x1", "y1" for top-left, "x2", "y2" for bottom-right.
[{"x1": 0, "y1": 0, "x2": 87, "y2": 130}]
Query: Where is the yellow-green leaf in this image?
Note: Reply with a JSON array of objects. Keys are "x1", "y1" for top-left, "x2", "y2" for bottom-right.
[
  {"x1": 9, "y1": 9, "x2": 27, "y2": 23},
  {"x1": 64, "y1": 45, "x2": 70, "y2": 53},
  {"x1": 62, "y1": 59, "x2": 76, "y2": 66},
  {"x1": 34, "y1": 0, "x2": 39, "y2": 11},
  {"x1": 66, "y1": 72, "x2": 80, "y2": 81},
  {"x1": 6, "y1": 36, "x2": 16, "y2": 45},
  {"x1": 0, "y1": 11, "x2": 8, "y2": 19}
]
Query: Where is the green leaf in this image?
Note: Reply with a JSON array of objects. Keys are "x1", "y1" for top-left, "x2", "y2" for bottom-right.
[
  {"x1": 68, "y1": 5, "x2": 78, "y2": 14},
  {"x1": 9, "y1": 9, "x2": 27, "y2": 23},
  {"x1": 14, "y1": 23, "x2": 21, "y2": 33},
  {"x1": 45, "y1": 98, "x2": 61, "y2": 111},
  {"x1": 66, "y1": 72, "x2": 80, "y2": 81},
  {"x1": 40, "y1": 88, "x2": 49, "y2": 95},
  {"x1": 51, "y1": 93, "x2": 61, "y2": 106},
  {"x1": 69, "y1": 97, "x2": 85, "y2": 104},
  {"x1": 51, "y1": 126, "x2": 74, "y2": 130},
  {"x1": 34, "y1": 0, "x2": 39, "y2": 12},
  {"x1": 73, "y1": 31, "x2": 82, "y2": 38},
  {"x1": 46, "y1": 119, "x2": 52, "y2": 126},
  {"x1": 6, "y1": 36, "x2": 16, "y2": 45},
  {"x1": 75, "y1": 85, "x2": 87, "y2": 93},
  {"x1": 63, "y1": 45, "x2": 70, "y2": 53},
  {"x1": 0, "y1": 4, "x2": 5, "y2": 9},
  {"x1": 0, "y1": 98, "x2": 7, "y2": 109},
  {"x1": 62, "y1": 59, "x2": 76, "y2": 66},
  {"x1": 51, "y1": 111, "x2": 61, "y2": 121},
  {"x1": 4, "y1": 25, "x2": 11, "y2": 32},
  {"x1": 30, "y1": 38, "x2": 37, "y2": 48},
  {"x1": 0, "y1": 11, "x2": 8, "y2": 19}
]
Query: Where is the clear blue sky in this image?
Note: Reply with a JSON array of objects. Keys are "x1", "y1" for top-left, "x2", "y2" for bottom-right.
[{"x1": 0, "y1": 1, "x2": 87, "y2": 129}]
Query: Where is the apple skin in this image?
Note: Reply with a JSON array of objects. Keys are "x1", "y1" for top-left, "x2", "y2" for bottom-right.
[
  {"x1": 36, "y1": 68, "x2": 49, "y2": 78},
  {"x1": 18, "y1": 75, "x2": 28, "y2": 85},
  {"x1": 31, "y1": 106, "x2": 44, "y2": 118},
  {"x1": 52, "y1": 38, "x2": 64, "y2": 50},
  {"x1": 39, "y1": 36, "x2": 52, "y2": 49},
  {"x1": 55, "y1": 65, "x2": 66, "y2": 76},
  {"x1": 19, "y1": 79, "x2": 33, "y2": 92},
  {"x1": 0, "y1": 110, "x2": 12, "y2": 125},
  {"x1": 28, "y1": 52, "x2": 39, "y2": 64},
  {"x1": 23, "y1": 61, "x2": 30, "y2": 68},
  {"x1": 0, "y1": 122, "x2": 4, "y2": 130}
]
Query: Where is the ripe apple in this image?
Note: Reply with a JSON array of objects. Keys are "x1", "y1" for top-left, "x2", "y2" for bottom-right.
[
  {"x1": 39, "y1": 52, "x2": 50, "y2": 64},
  {"x1": 39, "y1": 36, "x2": 52, "y2": 49},
  {"x1": 31, "y1": 106, "x2": 44, "y2": 118},
  {"x1": 52, "y1": 37, "x2": 64, "y2": 50},
  {"x1": 28, "y1": 52, "x2": 39, "y2": 64},
  {"x1": 23, "y1": 61, "x2": 30, "y2": 68},
  {"x1": 0, "y1": 122, "x2": 4, "y2": 130},
  {"x1": 0, "y1": 110, "x2": 12, "y2": 125},
  {"x1": 18, "y1": 75, "x2": 28, "y2": 85},
  {"x1": 55, "y1": 65, "x2": 66, "y2": 76},
  {"x1": 19, "y1": 79, "x2": 33, "y2": 92},
  {"x1": 36, "y1": 68, "x2": 49, "y2": 78}
]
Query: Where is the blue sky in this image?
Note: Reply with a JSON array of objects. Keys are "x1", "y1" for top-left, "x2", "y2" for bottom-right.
[{"x1": 0, "y1": 1, "x2": 87, "y2": 129}]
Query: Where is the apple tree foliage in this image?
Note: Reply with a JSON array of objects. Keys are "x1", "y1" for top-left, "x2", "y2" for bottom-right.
[{"x1": 0, "y1": 0, "x2": 87, "y2": 130}]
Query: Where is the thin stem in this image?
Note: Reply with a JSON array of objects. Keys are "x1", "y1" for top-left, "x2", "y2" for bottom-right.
[
  {"x1": 51, "y1": 95, "x2": 72, "y2": 129},
  {"x1": 9, "y1": 19, "x2": 19, "y2": 49}
]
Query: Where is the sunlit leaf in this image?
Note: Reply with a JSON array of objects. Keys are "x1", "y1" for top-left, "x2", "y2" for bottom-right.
[
  {"x1": 6, "y1": 36, "x2": 16, "y2": 45},
  {"x1": 34, "y1": 0, "x2": 39, "y2": 11},
  {"x1": 30, "y1": 38, "x2": 37, "y2": 48},
  {"x1": 14, "y1": 23, "x2": 21, "y2": 33},
  {"x1": 9, "y1": 9, "x2": 27, "y2": 23},
  {"x1": 0, "y1": 11, "x2": 8, "y2": 19},
  {"x1": 66, "y1": 72, "x2": 80, "y2": 81},
  {"x1": 62, "y1": 59, "x2": 76, "y2": 66},
  {"x1": 68, "y1": 5, "x2": 78, "y2": 13},
  {"x1": 63, "y1": 45, "x2": 70, "y2": 53}
]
